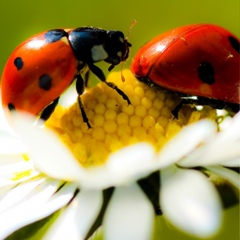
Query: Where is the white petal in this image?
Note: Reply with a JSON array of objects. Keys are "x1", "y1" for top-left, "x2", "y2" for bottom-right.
[
  {"x1": 107, "y1": 143, "x2": 156, "y2": 174},
  {"x1": 106, "y1": 143, "x2": 157, "y2": 184},
  {"x1": 78, "y1": 143, "x2": 157, "y2": 190},
  {"x1": 0, "y1": 102, "x2": 26, "y2": 154},
  {"x1": 43, "y1": 190, "x2": 102, "y2": 240},
  {"x1": 0, "y1": 177, "x2": 45, "y2": 212},
  {"x1": 12, "y1": 113, "x2": 85, "y2": 182},
  {"x1": 0, "y1": 185, "x2": 18, "y2": 201},
  {"x1": 103, "y1": 184, "x2": 154, "y2": 240},
  {"x1": 0, "y1": 158, "x2": 39, "y2": 187},
  {"x1": 180, "y1": 114, "x2": 240, "y2": 167},
  {"x1": 215, "y1": 143, "x2": 240, "y2": 167},
  {"x1": 205, "y1": 166, "x2": 240, "y2": 189},
  {"x1": 0, "y1": 152, "x2": 27, "y2": 166},
  {"x1": 0, "y1": 104, "x2": 14, "y2": 134},
  {"x1": 220, "y1": 158, "x2": 240, "y2": 167},
  {"x1": 0, "y1": 179, "x2": 74, "y2": 239},
  {"x1": 207, "y1": 112, "x2": 240, "y2": 165},
  {"x1": 216, "y1": 111, "x2": 240, "y2": 144},
  {"x1": 157, "y1": 120, "x2": 216, "y2": 168},
  {"x1": 160, "y1": 167, "x2": 222, "y2": 237},
  {"x1": 180, "y1": 142, "x2": 240, "y2": 167},
  {"x1": 0, "y1": 131, "x2": 26, "y2": 155}
]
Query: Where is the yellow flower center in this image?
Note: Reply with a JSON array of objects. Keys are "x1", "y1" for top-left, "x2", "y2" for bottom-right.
[{"x1": 45, "y1": 69, "x2": 217, "y2": 167}]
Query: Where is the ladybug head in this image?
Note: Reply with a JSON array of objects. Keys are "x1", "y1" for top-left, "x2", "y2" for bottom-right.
[{"x1": 104, "y1": 30, "x2": 132, "y2": 71}]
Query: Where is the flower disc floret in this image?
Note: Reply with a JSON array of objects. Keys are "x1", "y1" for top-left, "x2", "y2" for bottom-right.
[{"x1": 46, "y1": 70, "x2": 217, "y2": 167}]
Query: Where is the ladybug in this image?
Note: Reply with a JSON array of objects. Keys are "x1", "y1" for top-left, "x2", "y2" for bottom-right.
[
  {"x1": 1, "y1": 27, "x2": 132, "y2": 128},
  {"x1": 131, "y1": 24, "x2": 240, "y2": 114}
]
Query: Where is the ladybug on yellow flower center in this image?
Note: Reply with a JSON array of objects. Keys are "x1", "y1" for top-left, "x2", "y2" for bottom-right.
[{"x1": 1, "y1": 27, "x2": 132, "y2": 128}]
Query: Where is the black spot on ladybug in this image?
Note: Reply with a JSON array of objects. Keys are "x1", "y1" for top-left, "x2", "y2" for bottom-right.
[
  {"x1": 8, "y1": 103, "x2": 15, "y2": 111},
  {"x1": 45, "y1": 29, "x2": 68, "y2": 43},
  {"x1": 228, "y1": 36, "x2": 240, "y2": 54},
  {"x1": 198, "y1": 62, "x2": 215, "y2": 84},
  {"x1": 14, "y1": 57, "x2": 23, "y2": 70},
  {"x1": 39, "y1": 74, "x2": 52, "y2": 90}
]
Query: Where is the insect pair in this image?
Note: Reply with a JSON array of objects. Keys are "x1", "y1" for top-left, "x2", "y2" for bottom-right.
[{"x1": 1, "y1": 24, "x2": 239, "y2": 128}]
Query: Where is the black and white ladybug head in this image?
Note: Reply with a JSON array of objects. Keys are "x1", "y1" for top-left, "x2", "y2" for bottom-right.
[{"x1": 104, "y1": 30, "x2": 132, "y2": 70}]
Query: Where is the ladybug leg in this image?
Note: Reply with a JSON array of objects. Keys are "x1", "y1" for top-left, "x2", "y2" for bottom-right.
[
  {"x1": 84, "y1": 70, "x2": 90, "y2": 88},
  {"x1": 172, "y1": 96, "x2": 240, "y2": 118},
  {"x1": 105, "y1": 82, "x2": 131, "y2": 105},
  {"x1": 172, "y1": 97, "x2": 199, "y2": 117},
  {"x1": 76, "y1": 73, "x2": 91, "y2": 129},
  {"x1": 88, "y1": 63, "x2": 131, "y2": 105},
  {"x1": 77, "y1": 62, "x2": 90, "y2": 88},
  {"x1": 88, "y1": 63, "x2": 106, "y2": 81},
  {"x1": 108, "y1": 64, "x2": 115, "y2": 72},
  {"x1": 171, "y1": 99, "x2": 187, "y2": 118},
  {"x1": 40, "y1": 97, "x2": 59, "y2": 121}
]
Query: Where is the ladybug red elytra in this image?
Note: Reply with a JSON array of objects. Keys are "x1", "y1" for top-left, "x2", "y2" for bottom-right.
[
  {"x1": 131, "y1": 24, "x2": 240, "y2": 113},
  {"x1": 1, "y1": 27, "x2": 132, "y2": 128}
]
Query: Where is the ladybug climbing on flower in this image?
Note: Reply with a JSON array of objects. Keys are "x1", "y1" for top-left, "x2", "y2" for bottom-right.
[
  {"x1": 1, "y1": 27, "x2": 132, "y2": 128},
  {"x1": 131, "y1": 24, "x2": 240, "y2": 113}
]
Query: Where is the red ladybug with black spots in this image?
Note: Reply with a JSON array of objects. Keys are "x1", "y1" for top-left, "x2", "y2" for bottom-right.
[
  {"x1": 131, "y1": 24, "x2": 240, "y2": 113},
  {"x1": 1, "y1": 27, "x2": 131, "y2": 128}
]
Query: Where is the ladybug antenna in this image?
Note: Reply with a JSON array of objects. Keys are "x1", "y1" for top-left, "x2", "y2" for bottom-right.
[
  {"x1": 121, "y1": 19, "x2": 137, "y2": 82},
  {"x1": 120, "y1": 61, "x2": 125, "y2": 82},
  {"x1": 126, "y1": 19, "x2": 137, "y2": 40}
]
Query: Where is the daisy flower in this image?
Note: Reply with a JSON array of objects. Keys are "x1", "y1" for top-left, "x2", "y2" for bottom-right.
[{"x1": 0, "y1": 70, "x2": 239, "y2": 240}]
